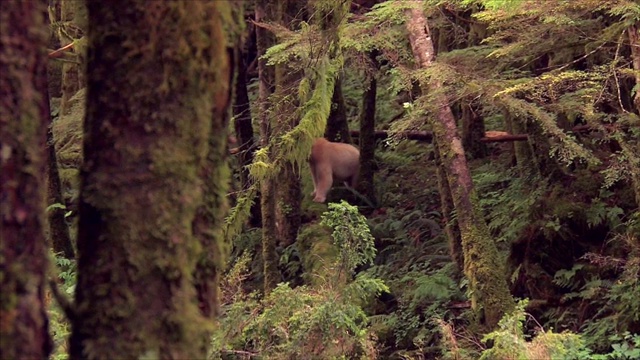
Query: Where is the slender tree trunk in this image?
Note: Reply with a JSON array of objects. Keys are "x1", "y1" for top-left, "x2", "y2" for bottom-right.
[
  {"x1": 233, "y1": 38, "x2": 261, "y2": 227},
  {"x1": 461, "y1": 102, "x2": 487, "y2": 159},
  {"x1": 406, "y1": 2, "x2": 513, "y2": 329},
  {"x1": 47, "y1": 0, "x2": 63, "y2": 98},
  {"x1": 70, "y1": 2, "x2": 230, "y2": 358},
  {"x1": 0, "y1": 1, "x2": 53, "y2": 358},
  {"x1": 504, "y1": 109, "x2": 538, "y2": 178},
  {"x1": 193, "y1": 8, "x2": 234, "y2": 326},
  {"x1": 618, "y1": 24, "x2": 640, "y2": 204},
  {"x1": 58, "y1": 0, "x2": 85, "y2": 115},
  {"x1": 434, "y1": 141, "x2": 463, "y2": 271},
  {"x1": 358, "y1": 52, "x2": 378, "y2": 205},
  {"x1": 273, "y1": 0, "x2": 306, "y2": 248},
  {"x1": 256, "y1": 0, "x2": 281, "y2": 293},
  {"x1": 47, "y1": 113, "x2": 75, "y2": 259},
  {"x1": 325, "y1": 75, "x2": 352, "y2": 143},
  {"x1": 629, "y1": 23, "x2": 640, "y2": 113}
]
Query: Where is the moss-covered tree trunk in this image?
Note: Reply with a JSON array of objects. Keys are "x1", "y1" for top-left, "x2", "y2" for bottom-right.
[
  {"x1": 58, "y1": 0, "x2": 86, "y2": 115},
  {"x1": 69, "y1": 2, "x2": 230, "y2": 358},
  {"x1": 0, "y1": 1, "x2": 53, "y2": 358},
  {"x1": 273, "y1": 0, "x2": 306, "y2": 248},
  {"x1": 358, "y1": 52, "x2": 378, "y2": 205},
  {"x1": 193, "y1": 4, "x2": 234, "y2": 324},
  {"x1": 434, "y1": 141, "x2": 463, "y2": 271},
  {"x1": 504, "y1": 109, "x2": 538, "y2": 178},
  {"x1": 47, "y1": 0, "x2": 63, "y2": 98},
  {"x1": 325, "y1": 75, "x2": 352, "y2": 143},
  {"x1": 47, "y1": 107, "x2": 75, "y2": 259},
  {"x1": 626, "y1": 24, "x2": 640, "y2": 205},
  {"x1": 461, "y1": 102, "x2": 487, "y2": 159},
  {"x1": 406, "y1": 3, "x2": 514, "y2": 329},
  {"x1": 629, "y1": 24, "x2": 640, "y2": 114},
  {"x1": 256, "y1": 0, "x2": 281, "y2": 293}
]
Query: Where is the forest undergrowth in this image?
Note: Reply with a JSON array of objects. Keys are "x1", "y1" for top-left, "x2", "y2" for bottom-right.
[
  {"x1": 42, "y1": 0, "x2": 640, "y2": 358},
  {"x1": 46, "y1": 80, "x2": 639, "y2": 360}
]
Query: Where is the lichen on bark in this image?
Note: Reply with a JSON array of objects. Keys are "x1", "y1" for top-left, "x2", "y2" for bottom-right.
[{"x1": 70, "y1": 2, "x2": 233, "y2": 359}]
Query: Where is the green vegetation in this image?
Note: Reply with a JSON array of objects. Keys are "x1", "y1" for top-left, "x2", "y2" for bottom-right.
[{"x1": 33, "y1": 0, "x2": 640, "y2": 358}]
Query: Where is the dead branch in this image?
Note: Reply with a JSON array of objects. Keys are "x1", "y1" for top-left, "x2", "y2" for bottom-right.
[{"x1": 48, "y1": 42, "x2": 74, "y2": 58}]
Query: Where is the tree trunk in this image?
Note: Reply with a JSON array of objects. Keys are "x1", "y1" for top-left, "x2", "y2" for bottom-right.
[
  {"x1": 273, "y1": 0, "x2": 306, "y2": 248},
  {"x1": 70, "y1": 2, "x2": 230, "y2": 358},
  {"x1": 622, "y1": 23, "x2": 640, "y2": 204},
  {"x1": 47, "y1": 111, "x2": 75, "y2": 259},
  {"x1": 193, "y1": 9, "x2": 234, "y2": 326},
  {"x1": 629, "y1": 23, "x2": 640, "y2": 113},
  {"x1": 0, "y1": 1, "x2": 53, "y2": 358},
  {"x1": 405, "y1": 2, "x2": 514, "y2": 329},
  {"x1": 58, "y1": 0, "x2": 85, "y2": 115},
  {"x1": 434, "y1": 141, "x2": 463, "y2": 271},
  {"x1": 233, "y1": 39, "x2": 261, "y2": 227},
  {"x1": 256, "y1": 0, "x2": 281, "y2": 293},
  {"x1": 461, "y1": 102, "x2": 487, "y2": 159},
  {"x1": 504, "y1": 109, "x2": 538, "y2": 178},
  {"x1": 325, "y1": 75, "x2": 352, "y2": 143},
  {"x1": 358, "y1": 52, "x2": 378, "y2": 205}
]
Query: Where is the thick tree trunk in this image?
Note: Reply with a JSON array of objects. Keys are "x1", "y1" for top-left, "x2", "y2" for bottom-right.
[
  {"x1": 0, "y1": 1, "x2": 53, "y2": 358},
  {"x1": 325, "y1": 75, "x2": 352, "y2": 143},
  {"x1": 256, "y1": 0, "x2": 281, "y2": 293},
  {"x1": 70, "y1": 2, "x2": 229, "y2": 358},
  {"x1": 406, "y1": 2, "x2": 514, "y2": 329},
  {"x1": 358, "y1": 52, "x2": 378, "y2": 205},
  {"x1": 47, "y1": 115, "x2": 75, "y2": 259}
]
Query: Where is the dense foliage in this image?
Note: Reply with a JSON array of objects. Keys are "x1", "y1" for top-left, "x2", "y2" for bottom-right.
[{"x1": 36, "y1": 0, "x2": 640, "y2": 359}]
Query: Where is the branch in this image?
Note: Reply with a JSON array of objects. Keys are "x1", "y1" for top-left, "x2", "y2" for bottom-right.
[
  {"x1": 350, "y1": 129, "x2": 433, "y2": 142},
  {"x1": 350, "y1": 124, "x2": 624, "y2": 144},
  {"x1": 48, "y1": 42, "x2": 74, "y2": 58}
]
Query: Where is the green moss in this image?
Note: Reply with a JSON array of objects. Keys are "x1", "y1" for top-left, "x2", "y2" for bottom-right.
[{"x1": 296, "y1": 224, "x2": 339, "y2": 286}]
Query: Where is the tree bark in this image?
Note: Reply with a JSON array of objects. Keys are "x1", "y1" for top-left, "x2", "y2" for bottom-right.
[
  {"x1": 70, "y1": 2, "x2": 230, "y2": 358},
  {"x1": 58, "y1": 0, "x2": 86, "y2": 115},
  {"x1": 503, "y1": 109, "x2": 538, "y2": 178},
  {"x1": 273, "y1": 0, "x2": 306, "y2": 248},
  {"x1": 256, "y1": 0, "x2": 281, "y2": 293},
  {"x1": 629, "y1": 23, "x2": 640, "y2": 113},
  {"x1": 233, "y1": 38, "x2": 261, "y2": 227},
  {"x1": 461, "y1": 102, "x2": 487, "y2": 159},
  {"x1": 193, "y1": 8, "x2": 234, "y2": 327},
  {"x1": 405, "y1": 2, "x2": 514, "y2": 329},
  {"x1": 358, "y1": 52, "x2": 379, "y2": 205},
  {"x1": 0, "y1": 1, "x2": 53, "y2": 358},
  {"x1": 325, "y1": 75, "x2": 352, "y2": 143},
  {"x1": 434, "y1": 141, "x2": 463, "y2": 271}
]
